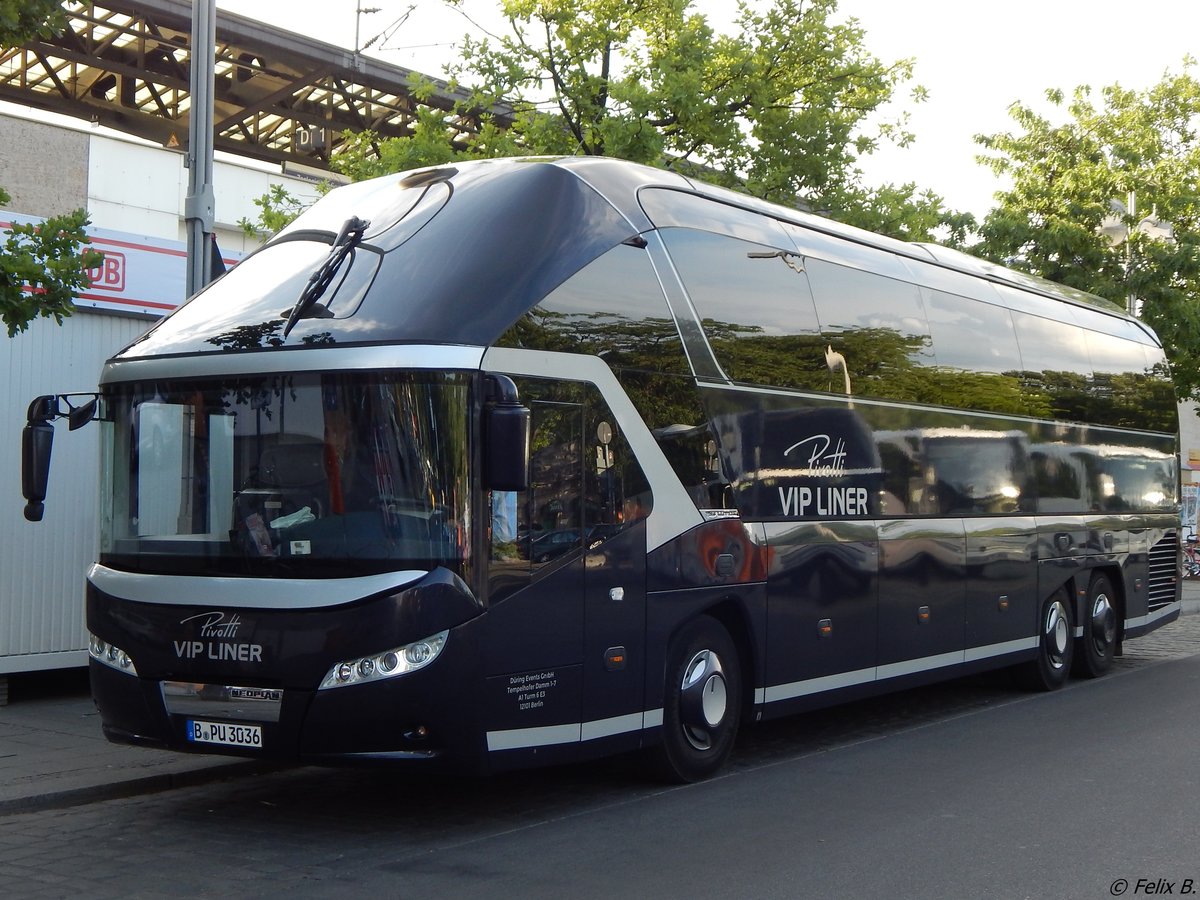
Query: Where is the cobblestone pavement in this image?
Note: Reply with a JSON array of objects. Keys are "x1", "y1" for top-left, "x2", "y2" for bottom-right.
[{"x1": 1114, "y1": 609, "x2": 1200, "y2": 662}]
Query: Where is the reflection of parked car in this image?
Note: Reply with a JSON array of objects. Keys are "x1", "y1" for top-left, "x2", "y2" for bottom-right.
[
  {"x1": 531, "y1": 529, "x2": 581, "y2": 562},
  {"x1": 586, "y1": 523, "x2": 623, "y2": 549}
]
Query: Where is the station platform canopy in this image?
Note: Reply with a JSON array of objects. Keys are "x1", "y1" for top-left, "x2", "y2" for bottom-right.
[{"x1": 0, "y1": 0, "x2": 511, "y2": 170}]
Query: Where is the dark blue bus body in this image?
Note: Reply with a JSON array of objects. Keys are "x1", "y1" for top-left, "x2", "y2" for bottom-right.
[{"x1": 68, "y1": 158, "x2": 1178, "y2": 781}]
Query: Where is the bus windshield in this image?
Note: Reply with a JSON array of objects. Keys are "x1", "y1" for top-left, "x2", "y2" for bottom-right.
[{"x1": 99, "y1": 371, "x2": 473, "y2": 578}]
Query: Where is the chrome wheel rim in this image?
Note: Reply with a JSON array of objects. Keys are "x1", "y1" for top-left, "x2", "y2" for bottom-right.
[
  {"x1": 1044, "y1": 599, "x2": 1070, "y2": 670},
  {"x1": 679, "y1": 649, "x2": 728, "y2": 751},
  {"x1": 1090, "y1": 591, "x2": 1116, "y2": 655}
]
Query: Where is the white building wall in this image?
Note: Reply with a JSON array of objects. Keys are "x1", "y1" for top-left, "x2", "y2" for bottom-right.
[
  {"x1": 86, "y1": 136, "x2": 184, "y2": 239},
  {"x1": 2, "y1": 112, "x2": 323, "y2": 675},
  {"x1": 0, "y1": 311, "x2": 149, "y2": 672},
  {"x1": 85, "y1": 132, "x2": 321, "y2": 254}
]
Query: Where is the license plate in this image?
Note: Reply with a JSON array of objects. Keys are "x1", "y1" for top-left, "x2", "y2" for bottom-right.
[{"x1": 187, "y1": 719, "x2": 263, "y2": 749}]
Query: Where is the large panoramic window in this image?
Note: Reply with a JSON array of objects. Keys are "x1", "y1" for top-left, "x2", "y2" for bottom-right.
[
  {"x1": 100, "y1": 371, "x2": 473, "y2": 578},
  {"x1": 660, "y1": 228, "x2": 828, "y2": 391}
]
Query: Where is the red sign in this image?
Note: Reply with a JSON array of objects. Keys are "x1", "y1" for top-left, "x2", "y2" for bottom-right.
[{"x1": 87, "y1": 251, "x2": 127, "y2": 292}]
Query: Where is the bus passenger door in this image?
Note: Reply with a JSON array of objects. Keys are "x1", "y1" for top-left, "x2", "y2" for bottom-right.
[
  {"x1": 483, "y1": 398, "x2": 586, "y2": 754},
  {"x1": 579, "y1": 401, "x2": 649, "y2": 754}
]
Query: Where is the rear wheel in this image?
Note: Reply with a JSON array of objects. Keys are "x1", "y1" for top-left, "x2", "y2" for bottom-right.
[
  {"x1": 1075, "y1": 573, "x2": 1118, "y2": 678},
  {"x1": 1016, "y1": 589, "x2": 1073, "y2": 691},
  {"x1": 653, "y1": 616, "x2": 742, "y2": 783}
]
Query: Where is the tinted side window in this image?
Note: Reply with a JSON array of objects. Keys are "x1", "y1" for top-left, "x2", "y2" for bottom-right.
[
  {"x1": 496, "y1": 242, "x2": 690, "y2": 376},
  {"x1": 919, "y1": 435, "x2": 1031, "y2": 515},
  {"x1": 804, "y1": 258, "x2": 935, "y2": 403},
  {"x1": 488, "y1": 380, "x2": 650, "y2": 602},
  {"x1": 920, "y1": 289, "x2": 1033, "y2": 416},
  {"x1": 877, "y1": 431, "x2": 1031, "y2": 516},
  {"x1": 924, "y1": 290, "x2": 1021, "y2": 374},
  {"x1": 1011, "y1": 312, "x2": 1092, "y2": 422},
  {"x1": 1032, "y1": 445, "x2": 1089, "y2": 514},
  {"x1": 659, "y1": 228, "x2": 829, "y2": 391},
  {"x1": 1138, "y1": 344, "x2": 1178, "y2": 433},
  {"x1": 1083, "y1": 329, "x2": 1176, "y2": 430},
  {"x1": 1031, "y1": 441, "x2": 1177, "y2": 515}
]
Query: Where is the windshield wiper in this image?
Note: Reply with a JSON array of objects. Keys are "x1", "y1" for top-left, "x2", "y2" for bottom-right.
[{"x1": 281, "y1": 215, "x2": 370, "y2": 338}]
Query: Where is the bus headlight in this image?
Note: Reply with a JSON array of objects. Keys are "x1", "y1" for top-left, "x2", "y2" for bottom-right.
[
  {"x1": 319, "y1": 630, "x2": 448, "y2": 690},
  {"x1": 88, "y1": 632, "x2": 139, "y2": 676}
]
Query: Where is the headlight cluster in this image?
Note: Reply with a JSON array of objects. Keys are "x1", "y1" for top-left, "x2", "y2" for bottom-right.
[
  {"x1": 319, "y1": 630, "x2": 448, "y2": 690},
  {"x1": 89, "y1": 632, "x2": 138, "y2": 676}
]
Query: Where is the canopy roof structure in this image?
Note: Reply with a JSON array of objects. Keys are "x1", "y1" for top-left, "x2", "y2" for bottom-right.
[{"x1": 0, "y1": 0, "x2": 509, "y2": 169}]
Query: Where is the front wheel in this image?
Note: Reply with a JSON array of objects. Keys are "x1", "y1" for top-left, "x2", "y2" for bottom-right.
[
  {"x1": 1074, "y1": 573, "x2": 1118, "y2": 678},
  {"x1": 652, "y1": 616, "x2": 743, "y2": 783},
  {"x1": 1015, "y1": 590, "x2": 1074, "y2": 691}
]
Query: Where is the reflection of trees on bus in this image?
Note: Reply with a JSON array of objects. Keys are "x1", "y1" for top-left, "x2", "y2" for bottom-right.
[
  {"x1": 205, "y1": 320, "x2": 337, "y2": 352},
  {"x1": 498, "y1": 308, "x2": 703, "y2": 431},
  {"x1": 696, "y1": 323, "x2": 1174, "y2": 430}
]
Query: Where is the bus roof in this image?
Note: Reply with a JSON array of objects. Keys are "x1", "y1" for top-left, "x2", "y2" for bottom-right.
[{"x1": 115, "y1": 156, "x2": 1147, "y2": 362}]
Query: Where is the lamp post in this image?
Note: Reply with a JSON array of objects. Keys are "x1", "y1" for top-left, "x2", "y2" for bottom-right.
[
  {"x1": 1098, "y1": 190, "x2": 1176, "y2": 316},
  {"x1": 184, "y1": 0, "x2": 216, "y2": 297}
]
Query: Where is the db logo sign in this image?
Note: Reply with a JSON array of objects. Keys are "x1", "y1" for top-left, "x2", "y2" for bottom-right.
[{"x1": 87, "y1": 251, "x2": 126, "y2": 292}]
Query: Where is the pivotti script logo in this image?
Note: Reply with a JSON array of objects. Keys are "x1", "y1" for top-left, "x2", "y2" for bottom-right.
[{"x1": 175, "y1": 611, "x2": 264, "y2": 663}]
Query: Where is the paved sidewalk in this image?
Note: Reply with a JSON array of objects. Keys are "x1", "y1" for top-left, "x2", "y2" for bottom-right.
[
  {"x1": 3, "y1": 583, "x2": 1200, "y2": 816},
  {"x1": 0, "y1": 668, "x2": 279, "y2": 815}
]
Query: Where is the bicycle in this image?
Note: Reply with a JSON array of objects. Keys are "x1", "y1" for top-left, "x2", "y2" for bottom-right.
[{"x1": 1184, "y1": 533, "x2": 1200, "y2": 578}]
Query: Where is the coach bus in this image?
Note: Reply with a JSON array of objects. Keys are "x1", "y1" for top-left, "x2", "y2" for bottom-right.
[{"x1": 22, "y1": 157, "x2": 1181, "y2": 781}]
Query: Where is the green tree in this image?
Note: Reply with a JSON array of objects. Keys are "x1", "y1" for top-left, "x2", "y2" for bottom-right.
[
  {"x1": 0, "y1": 189, "x2": 99, "y2": 336},
  {"x1": 973, "y1": 63, "x2": 1200, "y2": 400},
  {"x1": 248, "y1": 0, "x2": 961, "y2": 242},
  {"x1": 0, "y1": 0, "x2": 68, "y2": 43},
  {"x1": 1, "y1": 0, "x2": 101, "y2": 335}
]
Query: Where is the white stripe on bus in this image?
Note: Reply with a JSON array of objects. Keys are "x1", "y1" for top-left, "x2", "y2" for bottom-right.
[
  {"x1": 1124, "y1": 601, "x2": 1181, "y2": 629},
  {"x1": 485, "y1": 621, "x2": 1153, "y2": 753},
  {"x1": 487, "y1": 709, "x2": 665, "y2": 752}
]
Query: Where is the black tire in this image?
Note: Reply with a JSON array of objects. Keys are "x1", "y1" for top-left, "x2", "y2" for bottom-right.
[
  {"x1": 1074, "y1": 573, "x2": 1118, "y2": 678},
  {"x1": 652, "y1": 616, "x2": 742, "y2": 783},
  {"x1": 1016, "y1": 589, "x2": 1074, "y2": 691}
]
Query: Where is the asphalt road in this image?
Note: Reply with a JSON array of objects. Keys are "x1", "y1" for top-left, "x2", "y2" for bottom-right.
[{"x1": 4, "y1": 627, "x2": 1200, "y2": 900}]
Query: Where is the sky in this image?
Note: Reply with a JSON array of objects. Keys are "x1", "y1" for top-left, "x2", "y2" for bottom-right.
[{"x1": 222, "y1": 0, "x2": 1200, "y2": 219}]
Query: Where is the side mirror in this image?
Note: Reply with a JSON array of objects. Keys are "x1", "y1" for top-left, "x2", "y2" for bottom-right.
[
  {"x1": 22, "y1": 420, "x2": 54, "y2": 522},
  {"x1": 68, "y1": 397, "x2": 98, "y2": 431},
  {"x1": 483, "y1": 375, "x2": 530, "y2": 492},
  {"x1": 19, "y1": 393, "x2": 98, "y2": 522}
]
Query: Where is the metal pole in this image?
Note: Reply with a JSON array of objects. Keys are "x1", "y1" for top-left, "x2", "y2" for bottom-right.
[
  {"x1": 185, "y1": 0, "x2": 217, "y2": 297},
  {"x1": 1127, "y1": 189, "x2": 1137, "y2": 317}
]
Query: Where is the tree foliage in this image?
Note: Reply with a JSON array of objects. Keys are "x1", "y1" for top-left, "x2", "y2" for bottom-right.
[
  {"x1": 973, "y1": 63, "x2": 1200, "y2": 400},
  {"x1": 0, "y1": 188, "x2": 101, "y2": 336},
  {"x1": 0, "y1": 0, "x2": 69, "y2": 45},
  {"x1": 249, "y1": 0, "x2": 960, "y2": 242},
  {"x1": 1, "y1": 0, "x2": 101, "y2": 335}
]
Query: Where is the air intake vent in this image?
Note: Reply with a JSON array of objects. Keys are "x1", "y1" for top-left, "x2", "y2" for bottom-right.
[{"x1": 1147, "y1": 531, "x2": 1179, "y2": 610}]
